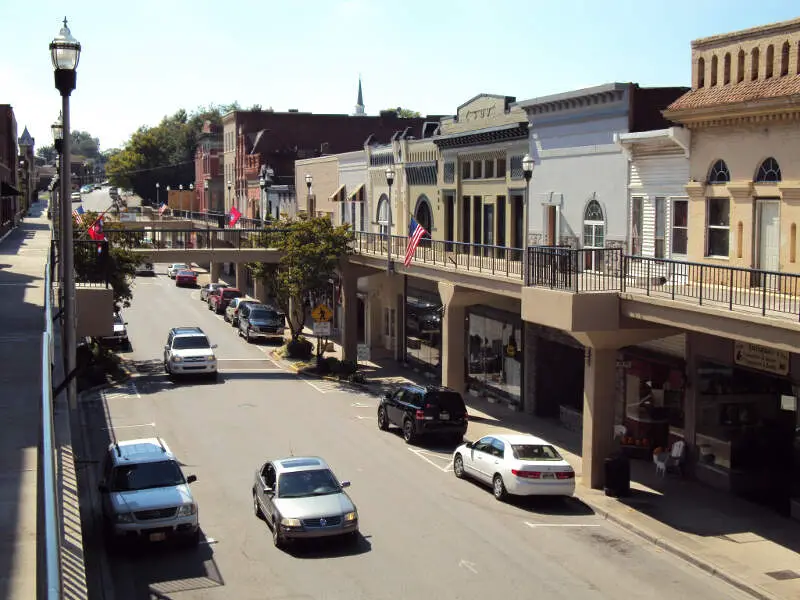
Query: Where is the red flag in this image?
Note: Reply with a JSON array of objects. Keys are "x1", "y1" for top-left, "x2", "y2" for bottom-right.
[
  {"x1": 229, "y1": 206, "x2": 242, "y2": 227},
  {"x1": 158, "y1": 202, "x2": 168, "y2": 216},
  {"x1": 88, "y1": 217, "x2": 106, "y2": 241}
]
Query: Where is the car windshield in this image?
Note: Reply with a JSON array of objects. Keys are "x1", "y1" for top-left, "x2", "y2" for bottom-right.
[
  {"x1": 172, "y1": 335, "x2": 210, "y2": 350},
  {"x1": 172, "y1": 264, "x2": 188, "y2": 270},
  {"x1": 249, "y1": 309, "x2": 278, "y2": 321},
  {"x1": 177, "y1": 270, "x2": 195, "y2": 276},
  {"x1": 110, "y1": 459, "x2": 185, "y2": 492},
  {"x1": 511, "y1": 444, "x2": 563, "y2": 461},
  {"x1": 113, "y1": 314, "x2": 124, "y2": 325},
  {"x1": 278, "y1": 469, "x2": 341, "y2": 498}
]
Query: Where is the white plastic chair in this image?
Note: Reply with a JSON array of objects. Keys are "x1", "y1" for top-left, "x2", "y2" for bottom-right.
[{"x1": 653, "y1": 440, "x2": 685, "y2": 477}]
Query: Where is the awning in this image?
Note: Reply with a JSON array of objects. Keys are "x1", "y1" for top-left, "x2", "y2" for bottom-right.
[
  {"x1": 347, "y1": 183, "x2": 365, "y2": 202},
  {"x1": 1, "y1": 181, "x2": 21, "y2": 196},
  {"x1": 329, "y1": 184, "x2": 346, "y2": 202}
]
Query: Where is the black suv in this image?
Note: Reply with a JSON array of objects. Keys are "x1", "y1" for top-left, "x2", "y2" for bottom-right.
[{"x1": 377, "y1": 384, "x2": 468, "y2": 444}]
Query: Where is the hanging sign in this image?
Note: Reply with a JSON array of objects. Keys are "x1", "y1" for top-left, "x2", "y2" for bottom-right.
[{"x1": 734, "y1": 341, "x2": 789, "y2": 376}]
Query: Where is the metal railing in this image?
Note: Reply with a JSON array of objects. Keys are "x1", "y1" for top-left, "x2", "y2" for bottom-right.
[
  {"x1": 52, "y1": 239, "x2": 111, "y2": 287},
  {"x1": 352, "y1": 231, "x2": 524, "y2": 278},
  {"x1": 41, "y1": 229, "x2": 62, "y2": 598},
  {"x1": 525, "y1": 245, "x2": 800, "y2": 320},
  {"x1": 111, "y1": 227, "x2": 289, "y2": 251},
  {"x1": 168, "y1": 209, "x2": 268, "y2": 230}
]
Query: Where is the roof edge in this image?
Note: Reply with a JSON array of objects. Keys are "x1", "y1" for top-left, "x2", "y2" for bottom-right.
[
  {"x1": 513, "y1": 83, "x2": 630, "y2": 109},
  {"x1": 692, "y1": 17, "x2": 800, "y2": 49}
]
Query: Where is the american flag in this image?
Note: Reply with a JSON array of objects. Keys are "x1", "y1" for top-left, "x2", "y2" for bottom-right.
[
  {"x1": 404, "y1": 217, "x2": 428, "y2": 267},
  {"x1": 158, "y1": 202, "x2": 168, "y2": 216},
  {"x1": 72, "y1": 205, "x2": 85, "y2": 227}
]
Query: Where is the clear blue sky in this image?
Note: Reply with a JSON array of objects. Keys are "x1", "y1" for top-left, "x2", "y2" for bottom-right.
[{"x1": 2, "y1": 0, "x2": 798, "y2": 152}]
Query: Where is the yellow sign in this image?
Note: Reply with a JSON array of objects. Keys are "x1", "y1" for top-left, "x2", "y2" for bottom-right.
[
  {"x1": 311, "y1": 304, "x2": 332, "y2": 322},
  {"x1": 734, "y1": 341, "x2": 789, "y2": 376}
]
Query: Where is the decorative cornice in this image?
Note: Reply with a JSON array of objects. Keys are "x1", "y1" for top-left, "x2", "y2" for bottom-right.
[
  {"x1": 726, "y1": 181, "x2": 754, "y2": 199},
  {"x1": 685, "y1": 181, "x2": 706, "y2": 198},
  {"x1": 433, "y1": 122, "x2": 529, "y2": 149},
  {"x1": 778, "y1": 182, "x2": 800, "y2": 203},
  {"x1": 664, "y1": 99, "x2": 800, "y2": 129}
]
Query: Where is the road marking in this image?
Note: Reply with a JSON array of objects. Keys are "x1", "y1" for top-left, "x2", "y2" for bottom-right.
[
  {"x1": 101, "y1": 421, "x2": 156, "y2": 431},
  {"x1": 219, "y1": 368, "x2": 283, "y2": 373},
  {"x1": 408, "y1": 448, "x2": 453, "y2": 473},
  {"x1": 217, "y1": 358, "x2": 278, "y2": 362},
  {"x1": 201, "y1": 536, "x2": 218, "y2": 545},
  {"x1": 458, "y1": 559, "x2": 478, "y2": 574},
  {"x1": 355, "y1": 415, "x2": 371, "y2": 420},
  {"x1": 524, "y1": 521, "x2": 600, "y2": 528},
  {"x1": 351, "y1": 402, "x2": 372, "y2": 408},
  {"x1": 299, "y1": 376, "x2": 328, "y2": 394}
]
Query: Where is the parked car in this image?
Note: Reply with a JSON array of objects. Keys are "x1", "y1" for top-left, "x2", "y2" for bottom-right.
[
  {"x1": 163, "y1": 327, "x2": 218, "y2": 379},
  {"x1": 135, "y1": 261, "x2": 155, "y2": 276},
  {"x1": 200, "y1": 282, "x2": 228, "y2": 303},
  {"x1": 238, "y1": 304, "x2": 285, "y2": 343},
  {"x1": 452, "y1": 434, "x2": 575, "y2": 501},
  {"x1": 208, "y1": 287, "x2": 242, "y2": 315},
  {"x1": 175, "y1": 270, "x2": 198, "y2": 287},
  {"x1": 98, "y1": 437, "x2": 200, "y2": 546},
  {"x1": 70, "y1": 192, "x2": 82, "y2": 203},
  {"x1": 377, "y1": 384, "x2": 468, "y2": 445},
  {"x1": 99, "y1": 313, "x2": 129, "y2": 348},
  {"x1": 167, "y1": 263, "x2": 189, "y2": 279},
  {"x1": 252, "y1": 456, "x2": 358, "y2": 549},
  {"x1": 406, "y1": 298, "x2": 442, "y2": 335},
  {"x1": 224, "y1": 297, "x2": 257, "y2": 326}
]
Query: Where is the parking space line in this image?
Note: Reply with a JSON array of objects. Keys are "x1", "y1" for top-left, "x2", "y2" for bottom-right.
[
  {"x1": 408, "y1": 447, "x2": 453, "y2": 473},
  {"x1": 524, "y1": 521, "x2": 600, "y2": 528},
  {"x1": 299, "y1": 376, "x2": 329, "y2": 394},
  {"x1": 219, "y1": 368, "x2": 283, "y2": 373}
]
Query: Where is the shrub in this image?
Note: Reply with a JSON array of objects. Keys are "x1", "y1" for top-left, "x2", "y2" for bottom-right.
[
  {"x1": 286, "y1": 337, "x2": 313, "y2": 359},
  {"x1": 337, "y1": 359, "x2": 358, "y2": 379},
  {"x1": 320, "y1": 356, "x2": 340, "y2": 375}
]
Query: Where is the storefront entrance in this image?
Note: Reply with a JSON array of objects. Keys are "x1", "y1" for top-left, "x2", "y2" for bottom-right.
[{"x1": 466, "y1": 306, "x2": 523, "y2": 405}]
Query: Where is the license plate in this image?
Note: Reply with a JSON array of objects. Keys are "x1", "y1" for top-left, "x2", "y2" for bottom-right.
[
  {"x1": 542, "y1": 473, "x2": 555, "y2": 480},
  {"x1": 439, "y1": 412, "x2": 450, "y2": 420},
  {"x1": 149, "y1": 532, "x2": 167, "y2": 542}
]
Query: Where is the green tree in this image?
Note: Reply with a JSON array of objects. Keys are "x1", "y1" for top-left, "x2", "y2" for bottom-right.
[
  {"x1": 247, "y1": 217, "x2": 353, "y2": 342},
  {"x1": 73, "y1": 211, "x2": 139, "y2": 310},
  {"x1": 36, "y1": 145, "x2": 58, "y2": 164},
  {"x1": 71, "y1": 130, "x2": 101, "y2": 159},
  {"x1": 386, "y1": 107, "x2": 421, "y2": 118}
]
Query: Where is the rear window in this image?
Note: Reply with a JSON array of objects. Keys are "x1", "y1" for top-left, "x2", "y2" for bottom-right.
[
  {"x1": 222, "y1": 290, "x2": 242, "y2": 299},
  {"x1": 249, "y1": 309, "x2": 278, "y2": 320},
  {"x1": 511, "y1": 444, "x2": 562, "y2": 461},
  {"x1": 424, "y1": 390, "x2": 466, "y2": 412}
]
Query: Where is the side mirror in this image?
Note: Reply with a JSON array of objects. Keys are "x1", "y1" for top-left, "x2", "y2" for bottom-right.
[
  {"x1": 186, "y1": 475, "x2": 197, "y2": 484},
  {"x1": 340, "y1": 481, "x2": 351, "y2": 488},
  {"x1": 124, "y1": 322, "x2": 129, "y2": 326},
  {"x1": 383, "y1": 392, "x2": 392, "y2": 400},
  {"x1": 211, "y1": 344, "x2": 218, "y2": 349},
  {"x1": 263, "y1": 486, "x2": 274, "y2": 495},
  {"x1": 98, "y1": 483, "x2": 109, "y2": 493},
  {"x1": 464, "y1": 441, "x2": 473, "y2": 449}
]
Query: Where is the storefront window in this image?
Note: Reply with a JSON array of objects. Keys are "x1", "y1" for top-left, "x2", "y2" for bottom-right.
[
  {"x1": 467, "y1": 308, "x2": 522, "y2": 403},
  {"x1": 405, "y1": 292, "x2": 441, "y2": 371}
]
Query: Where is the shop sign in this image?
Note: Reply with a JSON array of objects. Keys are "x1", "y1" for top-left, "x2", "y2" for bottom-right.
[{"x1": 733, "y1": 341, "x2": 789, "y2": 376}]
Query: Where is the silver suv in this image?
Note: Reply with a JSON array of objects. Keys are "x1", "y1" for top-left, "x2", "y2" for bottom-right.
[
  {"x1": 163, "y1": 327, "x2": 218, "y2": 379},
  {"x1": 98, "y1": 437, "x2": 200, "y2": 545}
]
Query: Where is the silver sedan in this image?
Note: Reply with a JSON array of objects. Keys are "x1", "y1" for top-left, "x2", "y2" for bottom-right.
[
  {"x1": 252, "y1": 456, "x2": 359, "y2": 549},
  {"x1": 200, "y1": 282, "x2": 228, "y2": 302}
]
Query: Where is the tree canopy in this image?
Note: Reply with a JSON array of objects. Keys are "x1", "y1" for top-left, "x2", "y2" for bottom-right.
[
  {"x1": 71, "y1": 131, "x2": 101, "y2": 159},
  {"x1": 387, "y1": 107, "x2": 421, "y2": 118},
  {"x1": 36, "y1": 145, "x2": 58, "y2": 164}
]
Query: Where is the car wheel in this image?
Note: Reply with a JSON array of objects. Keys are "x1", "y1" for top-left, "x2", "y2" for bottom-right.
[
  {"x1": 245, "y1": 329, "x2": 252, "y2": 343},
  {"x1": 493, "y1": 474, "x2": 508, "y2": 501},
  {"x1": 185, "y1": 528, "x2": 201, "y2": 547},
  {"x1": 453, "y1": 454, "x2": 465, "y2": 479},
  {"x1": 377, "y1": 406, "x2": 389, "y2": 430},
  {"x1": 253, "y1": 491, "x2": 263, "y2": 520},
  {"x1": 164, "y1": 360, "x2": 170, "y2": 374},
  {"x1": 223, "y1": 313, "x2": 229, "y2": 323},
  {"x1": 272, "y1": 518, "x2": 283, "y2": 549},
  {"x1": 402, "y1": 420, "x2": 416, "y2": 444},
  {"x1": 345, "y1": 531, "x2": 359, "y2": 545}
]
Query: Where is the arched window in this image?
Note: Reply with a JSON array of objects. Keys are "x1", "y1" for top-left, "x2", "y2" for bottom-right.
[
  {"x1": 723, "y1": 53, "x2": 731, "y2": 84},
  {"x1": 376, "y1": 194, "x2": 390, "y2": 235},
  {"x1": 737, "y1": 49, "x2": 745, "y2": 83},
  {"x1": 697, "y1": 57, "x2": 706, "y2": 88},
  {"x1": 781, "y1": 41, "x2": 790, "y2": 76},
  {"x1": 414, "y1": 195, "x2": 434, "y2": 246},
  {"x1": 708, "y1": 159, "x2": 731, "y2": 184},
  {"x1": 710, "y1": 55, "x2": 719, "y2": 86},
  {"x1": 755, "y1": 158, "x2": 782, "y2": 183},
  {"x1": 766, "y1": 44, "x2": 775, "y2": 78},
  {"x1": 583, "y1": 199, "x2": 605, "y2": 270},
  {"x1": 751, "y1": 47, "x2": 760, "y2": 80}
]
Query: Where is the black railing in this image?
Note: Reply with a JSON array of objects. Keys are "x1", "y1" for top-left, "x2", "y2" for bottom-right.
[
  {"x1": 526, "y1": 246, "x2": 622, "y2": 292},
  {"x1": 50, "y1": 239, "x2": 112, "y2": 287},
  {"x1": 352, "y1": 231, "x2": 524, "y2": 278},
  {"x1": 168, "y1": 209, "x2": 269, "y2": 230},
  {"x1": 110, "y1": 227, "x2": 289, "y2": 251}
]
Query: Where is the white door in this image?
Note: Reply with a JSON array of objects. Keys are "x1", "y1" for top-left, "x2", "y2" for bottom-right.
[
  {"x1": 383, "y1": 307, "x2": 396, "y2": 352},
  {"x1": 758, "y1": 201, "x2": 780, "y2": 274}
]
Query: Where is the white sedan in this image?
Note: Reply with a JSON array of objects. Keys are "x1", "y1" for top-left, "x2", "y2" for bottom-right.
[
  {"x1": 452, "y1": 433, "x2": 575, "y2": 500},
  {"x1": 167, "y1": 263, "x2": 189, "y2": 279}
]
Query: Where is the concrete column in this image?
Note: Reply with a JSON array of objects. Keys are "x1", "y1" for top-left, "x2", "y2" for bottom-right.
[
  {"x1": 210, "y1": 262, "x2": 221, "y2": 284},
  {"x1": 253, "y1": 278, "x2": 266, "y2": 303},
  {"x1": 235, "y1": 262, "x2": 247, "y2": 291},
  {"x1": 582, "y1": 347, "x2": 618, "y2": 489},
  {"x1": 683, "y1": 333, "x2": 698, "y2": 472},
  {"x1": 340, "y1": 271, "x2": 359, "y2": 363},
  {"x1": 439, "y1": 282, "x2": 467, "y2": 394},
  {"x1": 523, "y1": 323, "x2": 538, "y2": 415}
]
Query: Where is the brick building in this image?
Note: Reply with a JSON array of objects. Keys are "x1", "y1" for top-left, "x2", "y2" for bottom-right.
[
  {"x1": 0, "y1": 105, "x2": 21, "y2": 228},
  {"x1": 193, "y1": 120, "x2": 223, "y2": 213}
]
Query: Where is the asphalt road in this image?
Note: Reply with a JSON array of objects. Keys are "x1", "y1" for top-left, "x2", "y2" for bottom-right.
[
  {"x1": 77, "y1": 265, "x2": 752, "y2": 600},
  {"x1": 77, "y1": 186, "x2": 140, "y2": 217}
]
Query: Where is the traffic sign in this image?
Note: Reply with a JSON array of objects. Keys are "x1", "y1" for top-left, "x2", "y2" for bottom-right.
[
  {"x1": 311, "y1": 304, "x2": 333, "y2": 322},
  {"x1": 313, "y1": 321, "x2": 332, "y2": 337}
]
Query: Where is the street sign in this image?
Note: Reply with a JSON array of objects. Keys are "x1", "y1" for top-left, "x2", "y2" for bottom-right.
[
  {"x1": 313, "y1": 321, "x2": 331, "y2": 337},
  {"x1": 311, "y1": 304, "x2": 333, "y2": 322}
]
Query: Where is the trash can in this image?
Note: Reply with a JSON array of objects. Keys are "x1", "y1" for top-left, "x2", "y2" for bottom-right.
[{"x1": 604, "y1": 454, "x2": 630, "y2": 497}]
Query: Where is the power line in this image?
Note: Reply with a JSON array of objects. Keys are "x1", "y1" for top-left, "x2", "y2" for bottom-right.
[{"x1": 106, "y1": 160, "x2": 195, "y2": 178}]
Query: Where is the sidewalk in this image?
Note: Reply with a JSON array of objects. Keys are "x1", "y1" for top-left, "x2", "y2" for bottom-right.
[
  {"x1": 272, "y1": 336, "x2": 800, "y2": 600},
  {"x1": 0, "y1": 201, "x2": 88, "y2": 599}
]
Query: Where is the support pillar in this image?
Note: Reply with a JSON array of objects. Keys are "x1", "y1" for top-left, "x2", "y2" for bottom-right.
[
  {"x1": 210, "y1": 262, "x2": 221, "y2": 284},
  {"x1": 581, "y1": 347, "x2": 617, "y2": 489},
  {"x1": 235, "y1": 262, "x2": 247, "y2": 291},
  {"x1": 253, "y1": 278, "x2": 266, "y2": 303},
  {"x1": 340, "y1": 271, "x2": 359, "y2": 363},
  {"x1": 441, "y1": 303, "x2": 466, "y2": 393}
]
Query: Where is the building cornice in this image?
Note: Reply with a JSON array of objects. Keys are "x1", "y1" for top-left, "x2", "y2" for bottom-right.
[
  {"x1": 692, "y1": 17, "x2": 800, "y2": 50},
  {"x1": 664, "y1": 97, "x2": 800, "y2": 128}
]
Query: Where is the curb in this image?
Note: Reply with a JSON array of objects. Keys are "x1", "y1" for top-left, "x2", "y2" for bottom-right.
[{"x1": 581, "y1": 496, "x2": 778, "y2": 600}]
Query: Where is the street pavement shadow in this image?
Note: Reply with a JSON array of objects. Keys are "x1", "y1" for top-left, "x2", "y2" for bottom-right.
[
  {"x1": 283, "y1": 532, "x2": 372, "y2": 559},
  {"x1": 456, "y1": 476, "x2": 595, "y2": 517}
]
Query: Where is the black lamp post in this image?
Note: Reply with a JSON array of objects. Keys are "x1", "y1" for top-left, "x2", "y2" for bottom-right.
[
  {"x1": 51, "y1": 114, "x2": 63, "y2": 238},
  {"x1": 385, "y1": 166, "x2": 395, "y2": 272},
  {"x1": 155, "y1": 182, "x2": 160, "y2": 207},
  {"x1": 305, "y1": 173, "x2": 313, "y2": 215},
  {"x1": 50, "y1": 16, "x2": 81, "y2": 412},
  {"x1": 227, "y1": 180, "x2": 232, "y2": 214},
  {"x1": 203, "y1": 179, "x2": 209, "y2": 213},
  {"x1": 521, "y1": 153, "x2": 535, "y2": 277}
]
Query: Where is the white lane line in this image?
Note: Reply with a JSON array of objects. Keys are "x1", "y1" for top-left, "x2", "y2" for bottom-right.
[
  {"x1": 355, "y1": 415, "x2": 371, "y2": 420},
  {"x1": 100, "y1": 422, "x2": 156, "y2": 431},
  {"x1": 217, "y1": 358, "x2": 278, "y2": 362},
  {"x1": 458, "y1": 559, "x2": 478, "y2": 574},
  {"x1": 351, "y1": 402, "x2": 372, "y2": 408},
  {"x1": 219, "y1": 369, "x2": 283, "y2": 373},
  {"x1": 524, "y1": 521, "x2": 600, "y2": 528},
  {"x1": 299, "y1": 376, "x2": 328, "y2": 394},
  {"x1": 408, "y1": 448, "x2": 453, "y2": 473}
]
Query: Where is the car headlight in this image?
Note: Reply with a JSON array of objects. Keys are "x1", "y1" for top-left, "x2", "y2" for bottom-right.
[
  {"x1": 280, "y1": 517, "x2": 302, "y2": 527},
  {"x1": 343, "y1": 511, "x2": 357, "y2": 522},
  {"x1": 177, "y1": 503, "x2": 197, "y2": 516},
  {"x1": 172, "y1": 356, "x2": 183, "y2": 363},
  {"x1": 207, "y1": 355, "x2": 216, "y2": 362},
  {"x1": 115, "y1": 512, "x2": 134, "y2": 523}
]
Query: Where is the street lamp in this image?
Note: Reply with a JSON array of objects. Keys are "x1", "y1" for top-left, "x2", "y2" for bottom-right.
[
  {"x1": 305, "y1": 173, "x2": 313, "y2": 215},
  {"x1": 521, "y1": 153, "x2": 535, "y2": 279},
  {"x1": 189, "y1": 183, "x2": 194, "y2": 215},
  {"x1": 385, "y1": 166, "x2": 395, "y2": 272},
  {"x1": 51, "y1": 114, "x2": 63, "y2": 261},
  {"x1": 203, "y1": 179, "x2": 209, "y2": 213},
  {"x1": 50, "y1": 16, "x2": 81, "y2": 411},
  {"x1": 155, "y1": 182, "x2": 160, "y2": 207},
  {"x1": 227, "y1": 180, "x2": 232, "y2": 214}
]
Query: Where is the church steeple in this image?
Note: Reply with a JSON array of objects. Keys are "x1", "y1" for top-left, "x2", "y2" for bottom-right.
[{"x1": 354, "y1": 76, "x2": 365, "y2": 116}]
